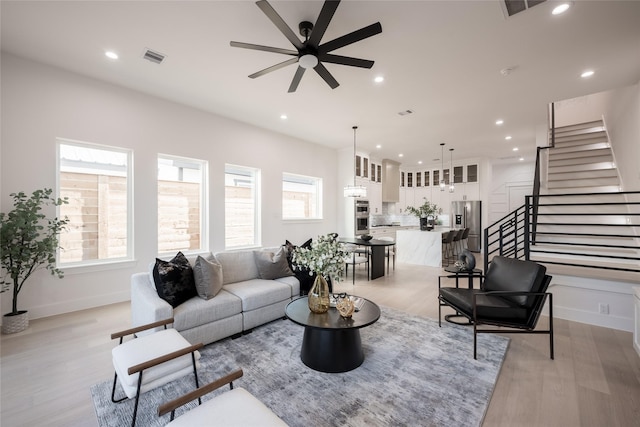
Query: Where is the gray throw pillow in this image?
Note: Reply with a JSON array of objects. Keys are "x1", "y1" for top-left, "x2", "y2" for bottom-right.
[
  {"x1": 254, "y1": 247, "x2": 294, "y2": 280},
  {"x1": 193, "y1": 255, "x2": 223, "y2": 300}
]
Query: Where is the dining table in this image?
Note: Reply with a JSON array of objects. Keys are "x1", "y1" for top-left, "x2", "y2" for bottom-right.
[{"x1": 339, "y1": 237, "x2": 396, "y2": 280}]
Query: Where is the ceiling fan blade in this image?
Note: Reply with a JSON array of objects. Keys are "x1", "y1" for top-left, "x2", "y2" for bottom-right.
[
  {"x1": 230, "y1": 41, "x2": 297, "y2": 56},
  {"x1": 249, "y1": 57, "x2": 299, "y2": 79},
  {"x1": 307, "y1": 0, "x2": 340, "y2": 48},
  {"x1": 256, "y1": 0, "x2": 303, "y2": 50},
  {"x1": 314, "y1": 63, "x2": 339, "y2": 89},
  {"x1": 288, "y1": 66, "x2": 306, "y2": 93},
  {"x1": 318, "y1": 53, "x2": 374, "y2": 69},
  {"x1": 319, "y1": 22, "x2": 382, "y2": 54}
]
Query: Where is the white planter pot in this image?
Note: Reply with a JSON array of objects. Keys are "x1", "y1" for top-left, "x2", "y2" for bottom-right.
[{"x1": 2, "y1": 311, "x2": 29, "y2": 334}]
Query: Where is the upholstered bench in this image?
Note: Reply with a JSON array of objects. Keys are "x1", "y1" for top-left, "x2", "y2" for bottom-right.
[{"x1": 159, "y1": 369, "x2": 288, "y2": 426}]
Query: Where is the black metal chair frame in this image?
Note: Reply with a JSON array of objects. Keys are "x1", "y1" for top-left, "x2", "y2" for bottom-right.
[
  {"x1": 111, "y1": 318, "x2": 203, "y2": 427},
  {"x1": 438, "y1": 275, "x2": 554, "y2": 360}
]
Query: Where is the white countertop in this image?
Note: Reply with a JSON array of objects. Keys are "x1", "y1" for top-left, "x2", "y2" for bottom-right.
[{"x1": 395, "y1": 229, "x2": 443, "y2": 267}]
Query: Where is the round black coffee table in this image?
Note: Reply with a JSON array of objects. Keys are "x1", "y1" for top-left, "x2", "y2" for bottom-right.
[{"x1": 285, "y1": 296, "x2": 381, "y2": 373}]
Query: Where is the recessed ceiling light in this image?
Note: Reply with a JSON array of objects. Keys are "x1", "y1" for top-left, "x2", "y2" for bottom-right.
[
  {"x1": 280, "y1": 114, "x2": 288, "y2": 120},
  {"x1": 581, "y1": 70, "x2": 595, "y2": 78},
  {"x1": 513, "y1": 147, "x2": 519, "y2": 151},
  {"x1": 105, "y1": 51, "x2": 118, "y2": 60},
  {"x1": 374, "y1": 76, "x2": 384, "y2": 83},
  {"x1": 505, "y1": 136, "x2": 512, "y2": 140},
  {"x1": 495, "y1": 119, "x2": 504, "y2": 125},
  {"x1": 418, "y1": 161, "x2": 423, "y2": 165},
  {"x1": 398, "y1": 153, "x2": 404, "y2": 157},
  {"x1": 376, "y1": 144, "x2": 382, "y2": 149},
  {"x1": 552, "y1": 3, "x2": 571, "y2": 15},
  {"x1": 519, "y1": 157, "x2": 524, "y2": 161}
]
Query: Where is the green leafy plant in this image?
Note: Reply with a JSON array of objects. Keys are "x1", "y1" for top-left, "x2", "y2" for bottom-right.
[
  {"x1": 0, "y1": 188, "x2": 68, "y2": 315},
  {"x1": 406, "y1": 198, "x2": 439, "y2": 218},
  {"x1": 291, "y1": 233, "x2": 348, "y2": 281}
]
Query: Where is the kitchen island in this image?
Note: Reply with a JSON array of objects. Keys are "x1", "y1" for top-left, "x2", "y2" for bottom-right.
[{"x1": 396, "y1": 229, "x2": 449, "y2": 267}]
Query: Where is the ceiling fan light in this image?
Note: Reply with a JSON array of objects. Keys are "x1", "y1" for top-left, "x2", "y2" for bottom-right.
[{"x1": 299, "y1": 54, "x2": 318, "y2": 69}]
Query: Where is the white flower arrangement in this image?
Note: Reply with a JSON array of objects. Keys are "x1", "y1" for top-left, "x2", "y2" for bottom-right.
[{"x1": 291, "y1": 233, "x2": 348, "y2": 281}]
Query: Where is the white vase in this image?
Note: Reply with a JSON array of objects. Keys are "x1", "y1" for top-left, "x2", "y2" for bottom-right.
[{"x1": 2, "y1": 311, "x2": 29, "y2": 334}]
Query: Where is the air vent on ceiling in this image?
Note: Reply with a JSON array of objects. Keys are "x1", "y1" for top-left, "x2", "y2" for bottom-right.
[
  {"x1": 142, "y1": 48, "x2": 166, "y2": 64},
  {"x1": 398, "y1": 110, "x2": 413, "y2": 116},
  {"x1": 500, "y1": 0, "x2": 546, "y2": 18}
]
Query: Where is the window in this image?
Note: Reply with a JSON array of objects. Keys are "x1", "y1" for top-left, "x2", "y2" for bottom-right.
[
  {"x1": 158, "y1": 155, "x2": 208, "y2": 254},
  {"x1": 225, "y1": 164, "x2": 260, "y2": 248},
  {"x1": 282, "y1": 173, "x2": 322, "y2": 220},
  {"x1": 57, "y1": 140, "x2": 132, "y2": 265}
]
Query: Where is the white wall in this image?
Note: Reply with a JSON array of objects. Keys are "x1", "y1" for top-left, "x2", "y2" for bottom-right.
[{"x1": 0, "y1": 53, "x2": 339, "y2": 321}]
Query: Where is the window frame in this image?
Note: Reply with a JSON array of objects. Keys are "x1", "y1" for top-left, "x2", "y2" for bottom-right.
[
  {"x1": 157, "y1": 153, "x2": 209, "y2": 256},
  {"x1": 224, "y1": 164, "x2": 261, "y2": 250},
  {"x1": 56, "y1": 138, "x2": 134, "y2": 268},
  {"x1": 282, "y1": 172, "x2": 323, "y2": 221}
]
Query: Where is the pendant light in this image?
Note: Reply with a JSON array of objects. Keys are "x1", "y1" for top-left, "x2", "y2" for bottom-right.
[
  {"x1": 449, "y1": 148, "x2": 455, "y2": 193},
  {"x1": 439, "y1": 143, "x2": 446, "y2": 191},
  {"x1": 344, "y1": 126, "x2": 367, "y2": 198}
]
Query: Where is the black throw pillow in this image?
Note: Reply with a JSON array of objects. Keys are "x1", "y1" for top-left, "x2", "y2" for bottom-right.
[{"x1": 153, "y1": 252, "x2": 197, "y2": 308}]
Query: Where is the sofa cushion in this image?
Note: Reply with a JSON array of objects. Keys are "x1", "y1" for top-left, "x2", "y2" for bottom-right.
[
  {"x1": 193, "y1": 255, "x2": 223, "y2": 300},
  {"x1": 254, "y1": 247, "x2": 294, "y2": 280},
  {"x1": 224, "y1": 279, "x2": 292, "y2": 311},
  {"x1": 274, "y1": 276, "x2": 300, "y2": 297},
  {"x1": 439, "y1": 287, "x2": 529, "y2": 323},
  {"x1": 172, "y1": 289, "x2": 242, "y2": 331},
  {"x1": 215, "y1": 251, "x2": 260, "y2": 285},
  {"x1": 152, "y1": 252, "x2": 197, "y2": 308},
  {"x1": 482, "y1": 256, "x2": 547, "y2": 307}
]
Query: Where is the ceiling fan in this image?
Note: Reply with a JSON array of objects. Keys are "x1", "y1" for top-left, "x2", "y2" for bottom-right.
[{"x1": 230, "y1": 0, "x2": 382, "y2": 93}]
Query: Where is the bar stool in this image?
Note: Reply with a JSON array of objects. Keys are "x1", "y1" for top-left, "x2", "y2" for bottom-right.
[
  {"x1": 451, "y1": 229, "x2": 465, "y2": 262},
  {"x1": 460, "y1": 227, "x2": 470, "y2": 251},
  {"x1": 441, "y1": 231, "x2": 455, "y2": 266}
]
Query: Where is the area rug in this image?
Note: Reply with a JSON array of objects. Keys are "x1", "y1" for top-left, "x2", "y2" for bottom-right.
[{"x1": 91, "y1": 307, "x2": 509, "y2": 426}]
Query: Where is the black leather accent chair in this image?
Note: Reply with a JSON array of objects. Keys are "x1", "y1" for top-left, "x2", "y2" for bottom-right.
[{"x1": 438, "y1": 256, "x2": 553, "y2": 360}]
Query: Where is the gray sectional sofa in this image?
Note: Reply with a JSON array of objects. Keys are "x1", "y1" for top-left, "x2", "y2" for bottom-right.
[{"x1": 131, "y1": 248, "x2": 300, "y2": 346}]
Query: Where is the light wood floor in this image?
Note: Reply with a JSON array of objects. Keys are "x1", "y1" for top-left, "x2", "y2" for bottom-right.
[{"x1": 2, "y1": 262, "x2": 639, "y2": 426}]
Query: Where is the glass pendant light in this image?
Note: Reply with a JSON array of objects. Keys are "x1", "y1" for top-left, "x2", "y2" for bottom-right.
[
  {"x1": 344, "y1": 126, "x2": 367, "y2": 198},
  {"x1": 439, "y1": 143, "x2": 446, "y2": 191},
  {"x1": 449, "y1": 148, "x2": 455, "y2": 193}
]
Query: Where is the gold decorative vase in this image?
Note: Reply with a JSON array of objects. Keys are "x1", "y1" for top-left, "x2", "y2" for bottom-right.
[{"x1": 308, "y1": 275, "x2": 330, "y2": 314}]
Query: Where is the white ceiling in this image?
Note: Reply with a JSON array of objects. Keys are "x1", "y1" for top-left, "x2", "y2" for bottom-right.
[{"x1": 2, "y1": 1, "x2": 640, "y2": 166}]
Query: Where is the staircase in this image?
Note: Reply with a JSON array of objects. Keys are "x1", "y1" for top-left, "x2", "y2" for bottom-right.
[
  {"x1": 528, "y1": 120, "x2": 639, "y2": 282},
  {"x1": 546, "y1": 120, "x2": 620, "y2": 193}
]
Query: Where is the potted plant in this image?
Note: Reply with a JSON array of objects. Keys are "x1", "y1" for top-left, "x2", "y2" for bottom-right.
[
  {"x1": 291, "y1": 233, "x2": 348, "y2": 314},
  {"x1": 1, "y1": 188, "x2": 68, "y2": 334},
  {"x1": 406, "y1": 198, "x2": 439, "y2": 231}
]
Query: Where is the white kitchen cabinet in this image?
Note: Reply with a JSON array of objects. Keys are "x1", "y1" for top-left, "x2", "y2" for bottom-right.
[{"x1": 368, "y1": 181, "x2": 383, "y2": 214}]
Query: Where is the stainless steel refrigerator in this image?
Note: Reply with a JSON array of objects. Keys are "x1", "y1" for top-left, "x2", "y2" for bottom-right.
[{"x1": 450, "y1": 201, "x2": 482, "y2": 252}]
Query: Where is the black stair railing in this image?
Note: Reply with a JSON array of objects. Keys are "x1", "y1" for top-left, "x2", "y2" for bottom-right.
[{"x1": 484, "y1": 191, "x2": 640, "y2": 275}]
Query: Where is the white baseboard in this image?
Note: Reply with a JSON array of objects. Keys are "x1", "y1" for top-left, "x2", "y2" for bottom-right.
[
  {"x1": 25, "y1": 290, "x2": 130, "y2": 321},
  {"x1": 554, "y1": 305, "x2": 633, "y2": 332}
]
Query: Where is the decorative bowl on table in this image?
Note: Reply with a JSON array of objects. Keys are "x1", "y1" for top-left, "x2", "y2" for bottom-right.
[{"x1": 359, "y1": 234, "x2": 373, "y2": 241}]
